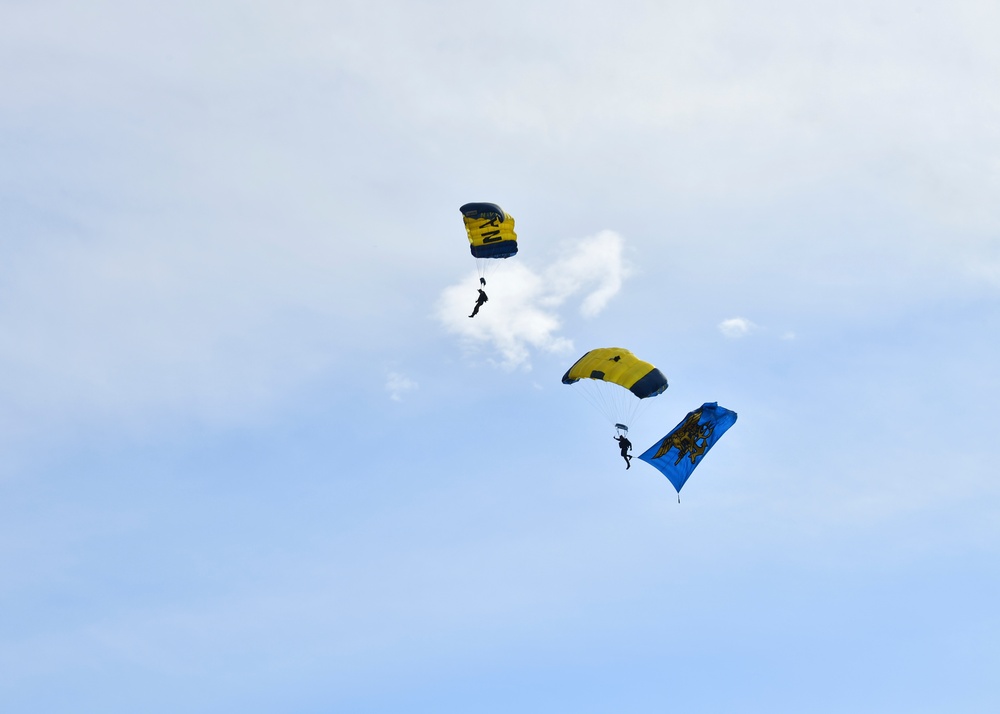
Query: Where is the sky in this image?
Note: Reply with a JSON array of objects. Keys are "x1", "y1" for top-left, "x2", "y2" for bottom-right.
[{"x1": 1, "y1": 1, "x2": 999, "y2": 711}]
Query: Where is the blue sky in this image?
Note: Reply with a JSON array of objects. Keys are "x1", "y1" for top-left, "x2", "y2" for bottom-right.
[{"x1": 2, "y1": 1, "x2": 999, "y2": 712}]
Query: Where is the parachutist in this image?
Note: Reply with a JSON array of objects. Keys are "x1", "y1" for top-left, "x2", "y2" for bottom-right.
[
  {"x1": 469, "y1": 288, "x2": 488, "y2": 318},
  {"x1": 461, "y1": 202, "x2": 518, "y2": 296},
  {"x1": 614, "y1": 434, "x2": 633, "y2": 469}
]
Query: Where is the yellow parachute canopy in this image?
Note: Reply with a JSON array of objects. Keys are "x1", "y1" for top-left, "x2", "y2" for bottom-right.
[
  {"x1": 562, "y1": 348, "x2": 668, "y2": 398},
  {"x1": 460, "y1": 203, "x2": 517, "y2": 259},
  {"x1": 460, "y1": 202, "x2": 518, "y2": 283},
  {"x1": 562, "y1": 347, "x2": 669, "y2": 432}
]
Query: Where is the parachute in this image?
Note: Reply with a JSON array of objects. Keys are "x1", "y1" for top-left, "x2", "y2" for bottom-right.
[
  {"x1": 561, "y1": 347, "x2": 668, "y2": 434},
  {"x1": 460, "y1": 202, "x2": 517, "y2": 283},
  {"x1": 638, "y1": 402, "x2": 737, "y2": 499}
]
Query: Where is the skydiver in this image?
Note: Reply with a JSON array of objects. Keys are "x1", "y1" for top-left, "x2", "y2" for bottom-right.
[
  {"x1": 480, "y1": 277, "x2": 486, "y2": 286},
  {"x1": 469, "y1": 287, "x2": 488, "y2": 318},
  {"x1": 614, "y1": 434, "x2": 633, "y2": 469}
]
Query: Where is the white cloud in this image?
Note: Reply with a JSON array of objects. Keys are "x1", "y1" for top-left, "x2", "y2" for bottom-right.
[
  {"x1": 718, "y1": 317, "x2": 757, "y2": 339},
  {"x1": 540, "y1": 231, "x2": 628, "y2": 318},
  {"x1": 385, "y1": 372, "x2": 418, "y2": 402},
  {"x1": 436, "y1": 231, "x2": 628, "y2": 369}
]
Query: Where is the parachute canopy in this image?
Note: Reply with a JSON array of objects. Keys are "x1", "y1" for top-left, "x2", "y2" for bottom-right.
[
  {"x1": 639, "y1": 402, "x2": 737, "y2": 496},
  {"x1": 561, "y1": 347, "x2": 668, "y2": 398},
  {"x1": 562, "y1": 348, "x2": 668, "y2": 431},
  {"x1": 460, "y1": 203, "x2": 518, "y2": 260}
]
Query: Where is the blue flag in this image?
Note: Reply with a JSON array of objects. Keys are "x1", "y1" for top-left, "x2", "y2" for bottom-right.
[{"x1": 638, "y1": 402, "x2": 737, "y2": 495}]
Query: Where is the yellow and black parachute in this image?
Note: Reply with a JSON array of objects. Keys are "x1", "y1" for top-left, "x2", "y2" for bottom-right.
[
  {"x1": 562, "y1": 347, "x2": 669, "y2": 434},
  {"x1": 460, "y1": 202, "x2": 517, "y2": 282}
]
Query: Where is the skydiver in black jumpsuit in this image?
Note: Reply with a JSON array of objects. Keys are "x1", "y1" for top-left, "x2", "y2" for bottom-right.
[
  {"x1": 615, "y1": 435, "x2": 633, "y2": 469},
  {"x1": 469, "y1": 288, "x2": 488, "y2": 318}
]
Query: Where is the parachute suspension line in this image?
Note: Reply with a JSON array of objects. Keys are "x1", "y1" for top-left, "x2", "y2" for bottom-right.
[
  {"x1": 602, "y1": 382, "x2": 628, "y2": 429},
  {"x1": 569, "y1": 381, "x2": 634, "y2": 438},
  {"x1": 627, "y1": 397, "x2": 652, "y2": 434},
  {"x1": 605, "y1": 382, "x2": 644, "y2": 433},
  {"x1": 475, "y1": 255, "x2": 512, "y2": 285},
  {"x1": 570, "y1": 380, "x2": 655, "y2": 437},
  {"x1": 571, "y1": 381, "x2": 611, "y2": 427}
]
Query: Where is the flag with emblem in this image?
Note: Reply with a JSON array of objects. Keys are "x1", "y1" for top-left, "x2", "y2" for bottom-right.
[{"x1": 638, "y1": 402, "x2": 737, "y2": 496}]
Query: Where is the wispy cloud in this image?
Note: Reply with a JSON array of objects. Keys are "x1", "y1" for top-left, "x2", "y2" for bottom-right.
[
  {"x1": 718, "y1": 317, "x2": 757, "y2": 339},
  {"x1": 385, "y1": 372, "x2": 418, "y2": 402},
  {"x1": 436, "y1": 231, "x2": 628, "y2": 369},
  {"x1": 539, "y1": 231, "x2": 627, "y2": 318}
]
